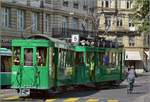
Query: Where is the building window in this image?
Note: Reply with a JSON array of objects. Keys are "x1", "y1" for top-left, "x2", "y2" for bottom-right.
[
  {"x1": 72, "y1": 17, "x2": 78, "y2": 30},
  {"x1": 44, "y1": 14, "x2": 49, "y2": 33},
  {"x1": 83, "y1": 0, "x2": 88, "y2": 10},
  {"x1": 2, "y1": 7, "x2": 11, "y2": 28},
  {"x1": 127, "y1": 1, "x2": 131, "y2": 9},
  {"x1": 101, "y1": 0, "x2": 111, "y2": 8},
  {"x1": 63, "y1": 0, "x2": 69, "y2": 7},
  {"x1": 62, "y1": 16, "x2": 68, "y2": 36},
  {"x1": 129, "y1": 36, "x2": 135, "y2": 46},
  {"x1": 17, "y1": 10, "x2": 25, "y2": 31},
  {"x1": 31, "y1": 12, "x2": 39, "y2": 32},
  {"x1": 102, "y1": 1, "x2": 104, "y2": 7},
  {"x1": 62, "y1": 16, "x2": 68, "y2": 28},
  {"x1": 73, "y1": 0, "x2": 79, "y2": 9},
  {"x1": 117, "y1": 17, "x2": 123, "y2": 27},
  {"x1": 105, "y1": 0, "x2": 109, "y2": 7},
  {"x1": 105, "y1": 16, "x2": 111, "y2": 30}
]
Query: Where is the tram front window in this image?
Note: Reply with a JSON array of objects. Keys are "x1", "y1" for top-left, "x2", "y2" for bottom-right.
[
  {"x1": 36, "y1": 47, "x2": 47, "y2": 66},
  {"x1": 24, "y1": 49, "x2": 33, "y2": 66}
]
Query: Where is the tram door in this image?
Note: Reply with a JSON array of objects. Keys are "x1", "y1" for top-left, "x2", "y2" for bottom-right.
[{"x1": 21, "y1": 47, "x2": 36, "y2": 87}]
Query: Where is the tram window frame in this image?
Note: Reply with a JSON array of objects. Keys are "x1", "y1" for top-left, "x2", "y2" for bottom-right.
[
  {"x1": 58, "y1": 49, "x2": 75, "y2": 68},
  {"x1": 13, "y1": 47, "x2": 21, "y2": 66},
  {"x1": 36, "y1": 47, "x2": 47, "y2": 67},
  {"x1": 1, "y1": 56, "x2": 12, "y2": 72},
  {"x1": 75, "y1": 52, "x2": 84, "y2": 65},
  {"x1": 57, "y1": 48, "x2": 75, "y2": 77},
  {"x1": 112, "y1": 53, "x2": 116, "y2": 66},
  {"x1": 98, "y1": 52, "x2": 105, "y2": 66},
  {"x1": 109, "y1": 52, "x2": 117, "y2": 67},
  {"x1": 116, "y1": 53, "x2": 119, "y2": 66},
  {"x1": 109, "y1": 52, "x2": 113, "y2": 65},
  {"x1": 24, "y1": 48, "x2": 33, "y2": 66},
  {"x1": 65, "y1": 50, "x2": 74, "y2": 67},
  {"x1": 86, "y1": 52, "x2": 94, "y2": 66},
  {"x1": 103, "y1": 52, "x2": 109, "y2": 65}
]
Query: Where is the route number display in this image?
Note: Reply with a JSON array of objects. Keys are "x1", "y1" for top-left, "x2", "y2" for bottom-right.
[{"x1": 71, "y1": 35, "x2": 79, "y2": 43}]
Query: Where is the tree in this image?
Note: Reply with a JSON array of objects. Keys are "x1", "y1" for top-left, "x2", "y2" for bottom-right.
[{"x1": 132, "y1": 0, "x2": 149, "y2": 33}]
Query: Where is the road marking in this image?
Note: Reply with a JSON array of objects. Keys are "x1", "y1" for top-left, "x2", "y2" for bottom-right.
[
  {"x1": 63, "y1": 98, "x2": 79, "y2": 102},
  {"x1": 3, "y1": 96, "x2": 20, "y2": 101},
  {"x1": 107, "y1": 100, "x2": 119, "y2": 102},
  {"x1": 45, "y1": 99, "x2": 56, "y2": 102},
  {"x1": 86, "y1": 98, "x2": 99, "y2": 102}
]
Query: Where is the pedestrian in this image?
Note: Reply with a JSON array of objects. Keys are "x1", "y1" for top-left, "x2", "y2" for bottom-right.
[{"x1": 127, "y1": 66, "x2": 137, "y2": 94}]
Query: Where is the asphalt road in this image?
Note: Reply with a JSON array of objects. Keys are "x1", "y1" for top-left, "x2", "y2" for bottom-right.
[{"x1": 1, "y1": 72, "x2": 150, "y2": 102}]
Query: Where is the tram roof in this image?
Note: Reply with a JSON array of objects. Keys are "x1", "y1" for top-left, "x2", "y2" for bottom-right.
[
  {"x1": 27, "y1": 34, "x2": 66, "y2": 44},
  {"x1": 0, "y1": 48, "x2": 12, "y2": 56}
]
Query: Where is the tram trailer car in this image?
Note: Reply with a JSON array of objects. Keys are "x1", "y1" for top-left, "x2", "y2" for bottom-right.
[
  {"x1": 11, "y1": 34, "x2": 125, "y2": 96},
  {"x1": 0, "y1": 48, "x2": 12, "y2": 88}
]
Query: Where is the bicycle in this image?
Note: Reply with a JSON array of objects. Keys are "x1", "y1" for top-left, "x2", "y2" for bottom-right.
[{"x1": 127, "y1": 78, "x2": 134, "y2": 94}]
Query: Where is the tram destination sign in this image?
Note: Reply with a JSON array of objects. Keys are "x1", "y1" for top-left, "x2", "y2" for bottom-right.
[{"x1": 71, "y1": 34, "x2": 79, "y2": 44}]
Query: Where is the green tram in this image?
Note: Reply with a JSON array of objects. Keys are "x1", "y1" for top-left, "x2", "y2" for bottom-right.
[
  {"x1": 11, "y1": 34, "x2": 125, "y2": 96},
  {"x1": 0, "y1": 48, "x2": 12, "y2": 87}
]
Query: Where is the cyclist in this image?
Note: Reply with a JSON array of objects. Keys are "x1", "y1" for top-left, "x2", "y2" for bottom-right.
[{"x1": 127, "y1": 66, "x2": 136, "y2": 94}]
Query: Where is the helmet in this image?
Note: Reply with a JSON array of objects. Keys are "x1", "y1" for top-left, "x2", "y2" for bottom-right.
[{"x1": 131, "y1": 66, "x2": 134, "y2": 69}]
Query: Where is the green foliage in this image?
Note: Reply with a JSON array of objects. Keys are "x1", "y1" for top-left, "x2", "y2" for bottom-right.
[{"x1": 133, "y1": 0, "x2": 150, "y2": 33}]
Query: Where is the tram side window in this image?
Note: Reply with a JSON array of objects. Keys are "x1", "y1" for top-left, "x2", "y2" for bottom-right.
[
  {"x1": 65, "y1": 50, "x2": 74, "y2": 67},
  {"x1": 75, "y1": 52, "x2": 84, "y2": 65},
  {"x1": 112, "y1": 53, "x2": 116, "y2": 66},
  {"x1": 116, "y1": 53, "x2": 119, "y2": 66},
  {"x1": 24, "y1": 49, "x2": 33, "y2": 66},
  {"x1": 99, "y1": 52, "x2": 105, "y2": 65},
  {"x1": 103, "y1": 52, "x2": 109, "y2": 65},
  {"x1": 1, "y1": 56, "x2": 11, "y2": 72},
  {"x1": 86, "y1": 53, "x2": 94, "y2": 64},
  {"x1": 36, "y1": 47, "x2": 47, "y2": 66},
  {"x1": 13, "y1": 47, "x2": 20, "y2": 65}
]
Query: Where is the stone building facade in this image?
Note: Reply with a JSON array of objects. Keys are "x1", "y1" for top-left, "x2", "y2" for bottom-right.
[
  {"x1": 96, "y1": 0, "x2": 150, "y2": 71},
  {"x1": 1, "y1": 0, "x2": 96, "y2": 48}
]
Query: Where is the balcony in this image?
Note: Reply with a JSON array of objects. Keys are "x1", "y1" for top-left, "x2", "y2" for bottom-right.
[
  {"x1": 97, "y1": 7, "x2": 117, "y2": 15},
  {"x1": 52, "y1": 28, "x2": 95, "y2": 38}
]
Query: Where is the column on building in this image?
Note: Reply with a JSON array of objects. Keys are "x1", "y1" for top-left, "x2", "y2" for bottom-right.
[
  {"x1": 11, "y1": 8, "x2": 17, "y2": 32},
  {"x1": 111, "y1": 15, "x2": 116, "y2": 31},
  {"x1": 68, "y1": 16, "x2": 72, "y2": 29},
  {"x1": 25, "y1": 10, "x2": 32, "y2": 34},
  {"x1": 124, "y1": 14, "x2": 129, "y2": 31},
  {"x1": 99, "y1": 14, "x2": 105, "y2": 31},
  {"x1": 39, "y1": 10, "x2": 44, "y2": 34}
]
